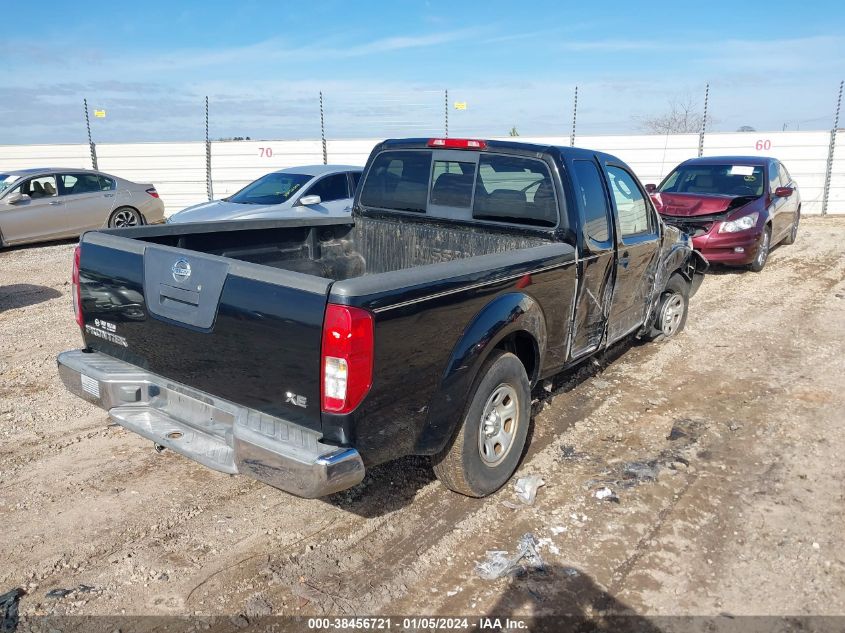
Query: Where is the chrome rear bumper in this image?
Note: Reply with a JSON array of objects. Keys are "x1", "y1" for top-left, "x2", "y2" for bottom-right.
[{"x1": 57, "y1": 350, "x2": 364, "y2": 498}]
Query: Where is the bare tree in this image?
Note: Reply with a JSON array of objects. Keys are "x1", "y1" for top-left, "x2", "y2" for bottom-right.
[{"x1": 637, "y1": 95, "x2": 706, "y2": 134}]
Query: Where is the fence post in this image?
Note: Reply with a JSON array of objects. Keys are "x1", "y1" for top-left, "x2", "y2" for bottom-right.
[
  {"x1": 698, "y1": 83, "x2": 709, "y2": 158},
  {"x1": 319, "y1": 91, "x2": 327, "y2": 165},
  {"x1": 821, "y1": 80, "x2": 843, "y2": 216},
  {"x1": 445, "y1": 89, "x2": 449, "y2": 138},
  {"x1": 83, "y1": 98, "x2": 98, "y2": 170},
  {"x1": 205, "y1": 96, "x2": 213, "y2": 201},
  {"x1": 570, "y1": 85, "x2": 578, "y2": 147}
]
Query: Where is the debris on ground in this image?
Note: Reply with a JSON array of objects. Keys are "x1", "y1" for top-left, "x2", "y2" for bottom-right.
[
  {"x1": 537, "y1": 537, "x2": 561, "y2": 555},
  {"x1": 594, "y1": 486, "x2": 620, "y2": 503},
  {"x1": 500, "y1": 501, "x2": 522, "y2": 510},
  {"x1": 45, "y1": 588, "x2": 73, "y2": 599},
  {"x1": 475, "y1": 533, "x2": 545, "y2": 580},
  {"x1": 667, "y1": 417, "x2": 705, "y2": 441},
  {"x1": 558, "y1": 444, "x2": 589, "y2": 461},
  {"x1": 622, "y1": 460, "x2": 661, "y2": 483},
  {"x1": 514, "y1": 475, "x2": 545, "y2": 505},
  {"x1": 550, "y1": 526, "x2": 567, "y2": 535},
  {"x1": 1, "y1": 588, "x2": 25, "y2": 633}
]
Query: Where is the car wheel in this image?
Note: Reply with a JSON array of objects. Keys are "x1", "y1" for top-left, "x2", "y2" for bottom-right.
[
  {"x1": 647, "y1": 274, "x2": 689, "y2": 341},
  {"x1": 433, "y1": 351, "x2": 531, "y2": 497},
  {"x1": 782, "y1": 208, "x2": 800, "y2": 245},
  {"x1": 109, "y1": 207, "x2": 141, "y2": 228},
  {"x1": 749, "y1": 225, "x2": 771, "y2": 272}
]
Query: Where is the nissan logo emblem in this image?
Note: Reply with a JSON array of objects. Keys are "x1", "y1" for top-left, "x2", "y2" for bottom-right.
[{"x1": 171, "y1": 258, "x2": 191, "y2": 283}]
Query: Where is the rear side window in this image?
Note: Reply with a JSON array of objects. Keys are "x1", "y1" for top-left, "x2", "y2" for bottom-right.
[
  {"x1": 360, "y1": 151, "x2": 432, "y2": 213},
  {"x1": 60, "y1": 173, "x2": 101, "y2": 195},
  {"x1": 306, "y1": 173, "x2": 349, "y2": 202},
  {"x1": 99, "y1": 176, "x2": 115, "y2": 191},
  {"x1": 606, "y1": 166, "x2": 652, "y2": 237},
  {"x1": 572, "y1": 160, "x2": 610, "y2": 243},
  {"x1": 473, "y1": 155, "x2": 557, "y2": 227}
]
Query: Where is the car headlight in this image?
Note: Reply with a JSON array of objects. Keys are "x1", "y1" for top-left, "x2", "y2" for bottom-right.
[{"x1": 719, "y1": 212, "x2": 759, "y2": 233}]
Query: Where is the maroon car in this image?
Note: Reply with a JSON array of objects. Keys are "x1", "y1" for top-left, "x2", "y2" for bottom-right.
[{"x1": 646, "y1": 156, "x2": 800, "y2": 271}]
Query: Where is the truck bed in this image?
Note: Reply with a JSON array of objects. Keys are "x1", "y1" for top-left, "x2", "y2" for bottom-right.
[{"x1": 134, "y1": 215, "x2": 549, "y2": 281}]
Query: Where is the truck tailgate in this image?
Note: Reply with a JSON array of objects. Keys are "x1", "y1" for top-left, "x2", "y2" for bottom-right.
[{"x1": 78, "y1": 231, "x2": 329, "y2": 433}]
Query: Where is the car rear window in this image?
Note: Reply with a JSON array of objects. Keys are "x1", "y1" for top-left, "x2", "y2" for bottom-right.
[{"x1": 360, "y1": 149, "x2": 559, "y2": 228}]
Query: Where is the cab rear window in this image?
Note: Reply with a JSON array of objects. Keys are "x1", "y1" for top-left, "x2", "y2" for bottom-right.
[
  {"x1": 359, "y1": 151, "x2": 432, "y2": 213},
  {"x1": 360, "y1": 149, "x2": 560, "y2": 228},
  {"x1": 472, "y1": 155, "x2": 557, "y2": 227}
]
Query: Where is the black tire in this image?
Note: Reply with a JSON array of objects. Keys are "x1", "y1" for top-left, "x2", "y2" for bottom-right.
[
  {"x1": 782, "y1": 208, "x2": 800, "y2": 245},
  {"x1": 749, "y1": 225, "x2": 771, "y2": 272},
  {"x1": 432, "y1": 351, "x2": 531, "y2": 497},
  {"x1": 108, "y1": 206, "x2": 141, "y2": 228},
  {"x1": 646, "y1": 273, "x2": 689, "y2": 341}
]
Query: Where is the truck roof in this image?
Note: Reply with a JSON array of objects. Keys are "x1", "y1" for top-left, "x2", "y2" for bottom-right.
[{"x1": 375, "y1": 138, "x2": 621, "y2": 165}]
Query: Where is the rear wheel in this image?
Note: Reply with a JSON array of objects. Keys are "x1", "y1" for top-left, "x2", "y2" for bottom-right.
[
  {"x1": 782, "y1": 208, "x2": 800, "y2": 245},
  {"x1": 109, "y1": 207, "x2": 141, "y2": 228},
  {"x1": 749, "y1": 225, "x2": 771, "y2": 272},
  {"x1": 433, "y1": 351, "x2": 531, "y2": 497},
  {"x1": 647, "y1": 274, "x2": 689, "y2": 341}
]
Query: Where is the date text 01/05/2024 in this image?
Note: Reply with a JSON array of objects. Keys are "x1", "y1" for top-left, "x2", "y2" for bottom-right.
[{"x1": 307, "y1": 617, "x2": 528, "y2": 630}]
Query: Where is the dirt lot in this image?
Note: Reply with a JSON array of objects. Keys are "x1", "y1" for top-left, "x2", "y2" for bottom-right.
[{"x1": 2, "y1": 217, "x2": 844, "y2": 629}]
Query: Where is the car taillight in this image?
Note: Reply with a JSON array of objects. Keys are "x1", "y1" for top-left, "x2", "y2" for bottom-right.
[
  {"x1": 427, "y1": 138, "x2": 487, "y2": 150},
  {"x1": 72, "y1": 245, "x2": 83, "y2": 329},
  {"x1": 145, "y1": 187, "x2": 159, "y2": 198},
  {"x1": 321, "y1": 304, "x2": 374, "y2": 414}
]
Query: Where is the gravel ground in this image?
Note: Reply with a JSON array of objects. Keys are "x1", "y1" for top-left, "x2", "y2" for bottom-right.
[{"x1": 1, "y1": 217, "x2": 844, "y2": 629}]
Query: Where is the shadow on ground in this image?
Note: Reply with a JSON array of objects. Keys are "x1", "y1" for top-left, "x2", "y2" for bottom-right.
[
  {"x1": 0, "y1": 284, "x2": 63, "y2": 312},
  {"x1": 479, "y1": 564, "x2": 663, "y2": 632}
]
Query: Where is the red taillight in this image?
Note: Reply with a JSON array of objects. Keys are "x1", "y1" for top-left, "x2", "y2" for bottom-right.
[
  {"x1": 145, "y1": 187, "x2": 159, "y2": 198},
  {"x1": 321, "y1": 304, "x2": 374, "y2": 414},
  {"x1": 427, "y1": 138, "x2": 488, "y2": 150},
  {"x1": 72, "y1": 245, "x2": 83, "y2": 329}
]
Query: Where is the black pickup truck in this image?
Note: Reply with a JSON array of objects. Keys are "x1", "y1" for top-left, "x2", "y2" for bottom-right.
[{"x1": 58, "y1": 138, "x2": 706, "y2": 498}]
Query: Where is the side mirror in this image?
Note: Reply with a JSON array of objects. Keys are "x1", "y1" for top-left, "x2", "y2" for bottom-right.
[
  {"x1": 298, "y1": 194, "x2": 321, "y2": 206},
  {"x1": 4, "y1": 191, "x2": 28, "y2": 205},
  {"x1": 645, "y1": 184, "x2": 657, "y2": 194},
  {"x1": 774, "y1": 186, "x2": 793, "y2": 198}
]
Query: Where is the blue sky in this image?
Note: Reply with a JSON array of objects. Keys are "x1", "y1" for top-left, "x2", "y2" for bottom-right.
[{"x1": 2, "y1": 0, "x2": 843, "y2": 143}]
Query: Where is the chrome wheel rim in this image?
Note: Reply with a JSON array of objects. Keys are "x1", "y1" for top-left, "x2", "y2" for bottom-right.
[
  {"x1": 660, "y1": 294, "x2": 684, "y2": 336},
  {"x1": 113, "y1": 209, "x2": 138, "y2": 227},
  {"x1": 756, "y1": 231, "x2": 770, "y2": 266},
  {"x1": 478, "y1": 384, "x2": 519, "y2": 467}
]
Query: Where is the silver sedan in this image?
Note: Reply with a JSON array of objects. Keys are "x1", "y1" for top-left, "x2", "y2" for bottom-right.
[
  {"x1": 168, "y1": 165, "x2": 362, "y2": 223},
  {"x1": 0, "y1": 168, "x2": 165, "y2": 247}
]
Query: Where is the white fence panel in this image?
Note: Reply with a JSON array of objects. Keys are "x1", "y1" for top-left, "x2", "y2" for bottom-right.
[
  {"x1": 0, "y1": 144, "x2": 91, "y2": 173},
  {"x1": 96, "y1": 142, "x2": 207, "y2": 215},
  {"x1": 210, "y1": 140, "x2": 325, "y2": 200},
  {"x1": 704, "y1": 131, "x2": 832, "y2": 215},
  {"x1": 2, "y1": 132, "x2": 842, "y2": 215},
  {"x1": 828, "y1": 133, "x2": 845, "y2": 215}
]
